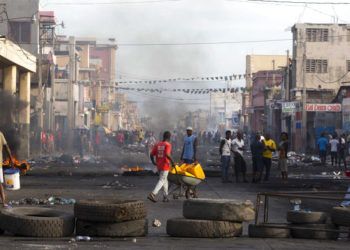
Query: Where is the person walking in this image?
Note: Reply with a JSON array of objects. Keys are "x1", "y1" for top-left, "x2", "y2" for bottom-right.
[
  {"x1": 180, "y1": 127, "x2": 198, "y2": 164},
  {"x1": 338, "y1": 134, "x2": 347, "y2": 169},
  {"x1": 219, "y1": 130, "x2": 232, "y2": 183},
  {"x1": 148, "y1": 131, "x2": 174, "y2": 203},
  {"x1": 317, "y1": 133, "x2": 328, "y2": 166},
  {"x1": 231, "y1": 131, "x2": 248, "y2": 183},
  {"x1": 278, "y1": 132, "x2": 289, "y2": 182},
  {"x1": 250, "y1": 133, "x2": 264, "y2": 183},
  {"x1": 329, "y1": 135, "x2": 339, "y2": 167},
  {"x1": 0, "y1": 131, "x2": 14, "y2": 207},
  {"x1": 262, "y1": 133, "x2": 276, "y2": 182}
]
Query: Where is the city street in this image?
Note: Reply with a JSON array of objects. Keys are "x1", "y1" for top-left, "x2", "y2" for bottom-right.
[{"x1": 0, "y1": 152, "x2": 348, "y2": 249}]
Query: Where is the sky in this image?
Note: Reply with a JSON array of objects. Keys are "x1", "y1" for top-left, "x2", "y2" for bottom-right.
[{"x1": 40, "y1": 0, "x2": 350, "y2": 115}]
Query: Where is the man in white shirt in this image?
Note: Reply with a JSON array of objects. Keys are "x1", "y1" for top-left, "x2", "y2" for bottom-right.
[
  {"x1": 329, "y1": 135, "x2": 339, "y2": 167},
  {"x1": 231, "y1": 131, "x2": 248, "y2": 183},
  {"x1": 219, "y1": 130, "x2": 232, "y2": 183},
  {"x1": 0, "y1": 131, "x2": 14, "y2": 207}
]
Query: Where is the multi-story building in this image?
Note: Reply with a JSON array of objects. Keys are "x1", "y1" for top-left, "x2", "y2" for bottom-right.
[
  {"x1": 243, "y1": 54, "x2": 288, "y2": 132},
  {"x1": 251, "y1": 70, "x2": 283, "y2": 139},
  {"x1": 290, "y1": 23, "x2": 350, "y2": 151}
]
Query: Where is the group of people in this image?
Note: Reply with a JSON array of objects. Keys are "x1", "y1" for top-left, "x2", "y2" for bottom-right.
[
  {"x1": 317, "y1": 133, "x2": 347, "y2": 168},
  {"x1": 219, "y1": 131, "x2": 289, "y2": 183}
]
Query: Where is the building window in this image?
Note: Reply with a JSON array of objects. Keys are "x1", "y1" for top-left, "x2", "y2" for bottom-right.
[
  {"x1": 306, "y1": 59, "x2": 328, "y2": 73},
  {"x1": 306, "y1": 28, "x2": 329, "y2": 42},
  {"x1": 8, "y1": 21, "x2": 31, "y2": 43},
  {"x1": 347, "y1": 60, "x2": 350, "y2": 72}
]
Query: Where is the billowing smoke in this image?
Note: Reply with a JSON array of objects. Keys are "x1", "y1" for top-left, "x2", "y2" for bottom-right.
[{"x1": 0, "y1": 90, "x2": 26, "y2": 155}]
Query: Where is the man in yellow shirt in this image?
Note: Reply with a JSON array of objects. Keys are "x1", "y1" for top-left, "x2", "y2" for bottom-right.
[{"x1": 262, "y1": 133, "x2": 276, "y2": 182}]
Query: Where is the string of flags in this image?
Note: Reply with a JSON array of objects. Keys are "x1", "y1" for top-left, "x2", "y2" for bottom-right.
[
  {"x1": 116, "y1": 73, "x2": 256, "y2": 85},
  {"x1": 116, "y1": 86, "x2": 248, "y2": 94}
]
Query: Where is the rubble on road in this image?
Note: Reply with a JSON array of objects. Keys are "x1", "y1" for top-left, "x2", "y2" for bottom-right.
[
  {"x1": 8, "y1": 196, "x2": 76, "y2": 206},
  {"x1": 101, "y1": 180, "x2": 135, "y2": 189}
]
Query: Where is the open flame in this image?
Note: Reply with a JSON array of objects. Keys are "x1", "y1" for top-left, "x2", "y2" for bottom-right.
[
  {"x1": 3, "y1": 156, "x2": 30, "y2": 174},
  {"x1": 121, "y1": 165, "x2": 144, "y2": 172}
]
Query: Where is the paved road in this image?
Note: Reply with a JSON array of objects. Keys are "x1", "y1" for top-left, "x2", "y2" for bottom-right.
[{"x1": 0, "y1": 163, "x2": 349, "y2": 249}]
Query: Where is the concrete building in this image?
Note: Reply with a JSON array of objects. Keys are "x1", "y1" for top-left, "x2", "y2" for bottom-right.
[
  {"x1": 0, "y1": 38, "x2": 36, "y2": 158},
  {"x1": 0, "y1": 0, "x2": 40, "y2": 56},
  {"x1": 243, "y1": 54, "x2": 288, "y2": 131},
  {"x1": 290, "y1": 23, "x2": 350, "y2": 151},
  {"x1": 251, "y1": 70, "x2": 283, "y2": 140}
]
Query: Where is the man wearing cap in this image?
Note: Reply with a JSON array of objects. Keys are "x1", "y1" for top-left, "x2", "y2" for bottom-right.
[
  {"x1": 0, "y1": 131, "x2": 13, "y2": 207},
  {"x1": 181, "y1": 127, "x2": 198, "y2": 164}
]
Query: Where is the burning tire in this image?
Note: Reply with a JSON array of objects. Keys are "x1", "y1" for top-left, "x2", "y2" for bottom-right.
[
  {"x1": 0, "y1": 207, "x2": 74, "y2": 237},
  {"x1": 74, "y1": 200, "x2": 146, "y2": 222},
  {"x1": 331, "y1": 207, "x2": 350, "y2": 227},
  {"x1": 183, "y1": 199, "x2": 255, "y2": 222},
  {"x1": 248, "y1": 224, "x2": 291, "y2": 238},
  {"x1": 76, "y1": 219, "x2": 148, "y2": 237},
  {"x1": 290, "y1": 224, "x2": 339, "y2": 240},
  {"x1": 287, "y1": 210, "x2": 327, "y2": 224},
  {"x1": 166, "y1": 218, "x2": 242, "y2": 238}
]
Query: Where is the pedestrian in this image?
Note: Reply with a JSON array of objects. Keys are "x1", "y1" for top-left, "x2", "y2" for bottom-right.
[
  {"x1": 219, "y1": 130, "x2": 232, "y2": 183},
  {"x1": 278, "y1": 132, "x2": 289, "y2": 182},
  {"x1": 317, "y1": 133, "x2": 328, "y2": 166},
  {"x1": 262, "y1": 133, "x2": 276, "y2": 182},
  {"x1": 231, "y1": 131, "x2": 248, "y2": 183},
  {"x1": 250, "y1": 133, "x2": 264, "y2": 183},
  {"x1": 329, "y1": 135, "x2": 339, "y2": 167},
  {"x1": 48, "y1": 131, "x2": 55, "y2": 154},
  {"x1": 180, "y1": 127, "x2": 198, "y2": 164},
  {"x1": 0, "y1": 131, "x2": 14, "y2": 207},
  {"x1": 41, "y1": 130, "x2": 47, "y2": 154},
  {"x1": 148, "y1": 131, "x2": 174, "y2": 203},
  {"x1": 338, "y1": 134, "x2": 347, "y2": 169}
]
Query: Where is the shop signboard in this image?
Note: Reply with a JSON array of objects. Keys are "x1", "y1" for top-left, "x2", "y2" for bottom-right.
[
  {"x1": 305, "y1": 103, "x2": 341, "y2": 112},
  {"x1": 282, "y1": 102, "x2": 299, "y2": 113}
]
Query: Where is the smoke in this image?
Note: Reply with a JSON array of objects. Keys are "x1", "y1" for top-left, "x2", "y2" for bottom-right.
[{"x1": 0, "y1": 90, "x2": 27, "y2": 155}]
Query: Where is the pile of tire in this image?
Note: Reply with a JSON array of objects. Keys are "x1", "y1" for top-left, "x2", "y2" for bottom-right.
[
  {"x1": 0, "y1": 207, "x2": 75, "y2": 237},
  {"x1": 286, "y1": 210, "x2": 339, "y2": 240},
  {"x1": 74, "y1": 199, "x2": 148, "y2": 237},
  {"x1": 331, "y1": 206, "x2": 350, "y2": 230},
  {"x1": 167, "y1": 198, "x2": 255, "y2": 238}
]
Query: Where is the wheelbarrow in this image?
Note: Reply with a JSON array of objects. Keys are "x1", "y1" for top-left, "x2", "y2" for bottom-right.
[{"x1": 168, "y1": 164, "x2": 204, "y2": 199}]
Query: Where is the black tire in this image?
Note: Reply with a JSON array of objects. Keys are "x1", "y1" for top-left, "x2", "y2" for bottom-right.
[
  {"x1": 248, "y1": 224, "x2": 290, "y2": 238},
  {"x1": 76, "y1": 219, "x2": 148, "y2": 237},
  {"x1": 74, "y1": 200, "x2": 146, "y2": 222},
  {"x1": 0, "y1": 207, "x2": 74, "y2": 237},
  {"x1": 166, "y1": 218, "x2": 242, "y2": 238},
  {"x1": 287, "y1": 210, "x2": 327, "y2": 224},
  {"x1": 183, "y1": 199, "x2": 255, "y2": 222},
  {"x1": 331, "y1": 207, "x2": 350, "y2": 227},
  {"x1": 291, "y1": 224, "x2": 339, "y2": 240}
]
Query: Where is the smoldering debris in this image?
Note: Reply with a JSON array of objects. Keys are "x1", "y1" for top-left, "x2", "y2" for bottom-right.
[{"x1": 0, "y1": 90, "x2": 27, "y2": 155}]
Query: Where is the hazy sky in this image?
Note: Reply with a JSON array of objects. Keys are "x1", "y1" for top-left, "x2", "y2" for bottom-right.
[{"x1": 40, "y1": 0, "x2": 350, "y2": 114}]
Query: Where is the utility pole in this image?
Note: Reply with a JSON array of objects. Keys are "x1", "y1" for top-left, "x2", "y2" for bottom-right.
[
  {"x1": 67, "y1": 36, "x2": 76, "y2": 149},
  {"x1": 301, "y1": 39, "x2": 307, "y2": 153},
  {"x1": 38, "y1": 21, "x2": 44, "y2": 154}
]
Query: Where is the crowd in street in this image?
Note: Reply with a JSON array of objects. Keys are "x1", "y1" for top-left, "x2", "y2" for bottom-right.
[
  {"x1": 219, "y1": 131, "x2": 289, "y2": 184},
  {"x1": 316, "y1": 132, "x2": 348, "y2": 169}
]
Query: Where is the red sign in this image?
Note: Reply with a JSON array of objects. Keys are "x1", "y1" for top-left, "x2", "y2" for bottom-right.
[{"x1": 305, "y1": 104, "x2": 342, "y2": 112}]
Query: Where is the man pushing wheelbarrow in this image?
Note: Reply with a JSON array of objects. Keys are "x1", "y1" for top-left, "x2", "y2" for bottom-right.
[{"x1": 148, "y1": 131, "x2": 175, "y2": 203}]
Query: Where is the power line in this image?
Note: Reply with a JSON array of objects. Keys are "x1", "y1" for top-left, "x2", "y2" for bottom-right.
[
  {"x1": 43, "y1": 0, "x2": 181, "y2": 6},
  {"x1": 237, "y1": 0, "x2": 350, "y2": 5}
]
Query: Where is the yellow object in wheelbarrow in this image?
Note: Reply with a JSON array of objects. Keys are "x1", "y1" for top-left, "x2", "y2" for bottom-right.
[
  {"x1": 170, "y1": 163, "x2": 205, "y2": 180},
  {"x1": 186, "y1": 163, "x2": 205, "y2": 180},
  {"x1": 170, "y1": 165, "x2": 196, "y2": 178}
]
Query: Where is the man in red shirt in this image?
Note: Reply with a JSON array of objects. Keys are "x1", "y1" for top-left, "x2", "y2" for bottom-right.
[{"x1": 148, "y1": 131, "x2": 174, "y2": 203}]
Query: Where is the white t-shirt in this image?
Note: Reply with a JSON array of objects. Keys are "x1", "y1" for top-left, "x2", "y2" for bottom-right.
[
  {"x1": 329, "y1": 139, "x2": 338, "y2": 152},
  {"x1": 221, "y1": 138, "x2": 231, "y2": 156},
  {"x1": 232, "y1": 138, "x2": 244, "y2": 156}
]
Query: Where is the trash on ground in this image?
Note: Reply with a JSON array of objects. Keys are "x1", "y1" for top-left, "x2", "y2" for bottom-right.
[{"x1": 152, "y1": 219, "x2": 162, "y2": 227}]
